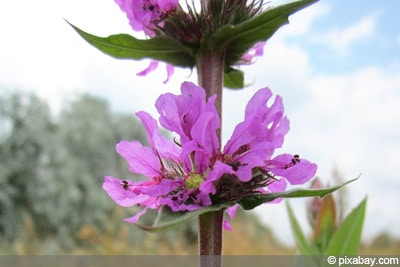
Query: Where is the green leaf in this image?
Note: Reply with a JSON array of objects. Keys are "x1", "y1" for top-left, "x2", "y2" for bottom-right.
[
  {"x1": 324, "y1": 198, "x2": 367, "y2": 255},
  {"x1": 286, "y1": 201, "x2": 319, "y2": 255},
  {"x1": 67, "y1": 21, "x2": 195, "y2": 68},
  {"x1": 224, "y1": 67, "x2": 244, "y2": 89},
  {"x1": 239, "y1": 177, "x2": 358, "y2": 210},
  {"x1": 135, "y1": 203, "x2": 233, "y2": 232},
  {"x1": 213, "y1": 0, "x2": 319, "y2": 65}
]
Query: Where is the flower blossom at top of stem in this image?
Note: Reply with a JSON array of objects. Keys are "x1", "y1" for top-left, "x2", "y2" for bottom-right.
[
  {"x1": 114, "y1": 0, "x2": 179, "y2": 81},
  {"x1": 103, "y1": 81, "x2": 317, "y2": 226},
  {"x1": 114, "y1": 0, "x2": 179, "y2": 36},
  {"x1": 113, "y1": 0, "x2": 268, "y2": 82}
]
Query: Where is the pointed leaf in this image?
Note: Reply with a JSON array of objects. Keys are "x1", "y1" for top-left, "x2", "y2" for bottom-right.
[
  {"x1": 67, "y1": 21, "x2": 195, "y2": 68},
  {"x1": 212, "y1": 0, "x2": 318, "y2": 65},
  {"x1": 239, "y1": 177, "x2": 358, "y2": 210},
  {"x1": 224, "y1": 67, "x2": 244, "y2": 89},
  {"x1": 324, "y1": 198, "x2": 367, "y2": 255},
  {"x1": 286, "y1": 201, "x2": 319, "y2": 255},
  {"x1": 135, "y1": 203, "x2": 233, "y2": 232}
]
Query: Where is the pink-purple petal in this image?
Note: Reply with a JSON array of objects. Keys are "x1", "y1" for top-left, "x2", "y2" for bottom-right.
[
  {"x1": 265, "y1": 154, "x2": 317, "y2": 185},
  {"x1": 115, "y1": 0, "x2": 179, "y2": 34},
  {"x1": 223, "y1": 219, "x2": 233, "y2": 231},
  {"x1": 103, "y1": 176, "x2": 149, "y2": 207},
  {"x1": 139, "y1": 179, "x2": 181, "y2": 197},
  {"x1": 191, "y1": 111, "x2": 220, "y2": 155},
  {"x1": 104, "y1": 80, "x2": 318, "y2": 229},
  {"x1": 181, "y1": 140, "x2": 211, "y2": 173},
  {"x1": 136, "y1": 111, "x2": 181, "y2": 162},
  {"x1": 233, "y1": 142, "x2": 272, "y2": 182},
  {"x1": 239, "y1": 42, "x2": 266, "y2": 63},
  {"x1": 156, "y1": 82, "x2": 212, "y2": 144},
  {"x1": 244, "y1": 87, "x2": 273, "y2": 118},
  {"x1": 158, "y1": 0, "x2": 179, "y2": 11},
  {"x1": 137, "y1": 60, "x2": 158, "y2": 76},
  {"x1": 266, "y1": 177, "x2": 287, "y2": 192},
  {"x1": 163, "y1": 64, "x2": 175, "y2": 83},
  {"x1": 226, "y1": 204, "x2": 239, "y2": 219},
  {"x1": 116, "y1": 140, "x2": 161, "y2": 177},
  {"x1": 200, "y1": 162, "x2": 235, "y2": 194},
  {"x1": 224, "y1": 87, "x2": 288, "y2": 157},
  {"x1": 124, "y1": 208, "x2": 148, "y2": 224}
]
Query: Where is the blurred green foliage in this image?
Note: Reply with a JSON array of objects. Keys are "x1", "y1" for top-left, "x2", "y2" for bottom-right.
[
  {"x1": 0, "y1": 91, "x2": 150, "y2": 251},
  {"x1": 287, "y1": 177, "x2": 368, "y2": 267}
]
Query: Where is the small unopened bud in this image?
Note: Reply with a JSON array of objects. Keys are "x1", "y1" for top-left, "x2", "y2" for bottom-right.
[
  {"x1": 307, "y1": 178, "x2": 324, "y2": 228},
  {"x1": 307, "y1": 178, "x2": 337, "y2": 250}
]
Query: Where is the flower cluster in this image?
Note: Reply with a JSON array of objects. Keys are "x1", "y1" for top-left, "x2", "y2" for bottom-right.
[
  {"x1": 115, "y1": 0, "x2": 264, "y2": 38},
  {"x1": 114, "y1": 0, "x2": 179, "y2": 36},
  {"x1": 103, "y1": 82, "x2": 317, "y2": 226},
  {"x1": 114, "y1": 0, "x2": 266, "y2": 81}
]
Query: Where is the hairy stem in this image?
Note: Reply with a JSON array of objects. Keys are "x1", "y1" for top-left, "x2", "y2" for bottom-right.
[
  {"x1": 197, "y1": 48, "x2": 225, "y2": 118},
  {"x1": 198, "y1": 210, "x2": 224, "y2": 266},
  {"x1": 196, "y1": 31, "x2": 225, "y2": 267}
]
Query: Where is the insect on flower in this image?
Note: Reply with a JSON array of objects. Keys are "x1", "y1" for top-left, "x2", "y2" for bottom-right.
[
  {"x1": 285, "y1": 154, "x2": 301, "y2": 169},
  {"x1": 103, "y1": 83, "x2": 317, "y2": 226},
  {"x1": 120, "y1": 180, "x2": 129, "y2": 190}
]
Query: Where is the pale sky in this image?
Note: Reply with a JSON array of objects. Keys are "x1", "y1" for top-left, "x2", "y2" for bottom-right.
[{"x1": 1, "y1": 0, "x2": 400, "y2": 246}]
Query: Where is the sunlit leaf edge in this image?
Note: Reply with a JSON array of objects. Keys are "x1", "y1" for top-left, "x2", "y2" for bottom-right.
[
  {"x1": 135, "y1": 177, "x2": 358, "y2": 232},
  {"x1": 212, "y1": 0, "x2": 319, "y2": 65},
  {"x1": 67, "y1": 21, "x2": 195, "y2": 68},
  {"x1": 239, "y1": 177, "x2": 358, "y2": 210}
]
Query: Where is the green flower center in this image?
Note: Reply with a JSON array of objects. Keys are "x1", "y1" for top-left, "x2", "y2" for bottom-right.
[{"x1": 186, "y1": 173, "x2": 204, "y2": 190}]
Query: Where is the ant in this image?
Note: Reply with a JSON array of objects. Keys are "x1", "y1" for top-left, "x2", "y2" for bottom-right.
[
  {"x1": 228, "y1": 161, "x2": 248, "y2": 171},
  {"x1": 120, "y1": 180, "x2": 129, "y2": 190},
  {"x1": 142, "y1": 1, "x2": 155, "y2": 11},
  {"x1": 228, "y1": 161, "x2": 241, "y2": 171},
  {"x1": 285, "y1": 154, "x2": 300, "y2": 169}
]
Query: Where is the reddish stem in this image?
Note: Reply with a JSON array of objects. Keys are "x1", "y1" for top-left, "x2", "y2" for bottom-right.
[{"x1": 196, "y1": 37, "x2": 225, "y2": 267}]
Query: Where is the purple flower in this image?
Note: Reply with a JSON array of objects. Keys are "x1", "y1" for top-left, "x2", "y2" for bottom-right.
[
  {"x1": 114, "y1": 0, "x2": 179, "y2": 36},
  {"x1": 103, "y1": 82, "x2": 317, "y2": 226},
  {"x1": 113, "y1": 1, "x2": 267, "y2": 83},
  {"x1": 239, "y1": 42, "x2": 266, "y2": 64},
  {"x1": 114, "y1": 0, "x2": 179, "y2": 81},
  {"x1": 199, "y1": 87, "x2": 317, "y2": 197},
  {"x1": 103, "y1": 82, "x2": 216, "y2": 222}
]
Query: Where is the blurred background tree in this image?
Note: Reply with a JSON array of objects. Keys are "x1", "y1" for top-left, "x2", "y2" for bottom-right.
[
  {"x1": 0, "y1": 91, "x2": 148, "y2": 252},
  {"x1": 0, "y1": 92, "x2": 53, "y2": 243}
]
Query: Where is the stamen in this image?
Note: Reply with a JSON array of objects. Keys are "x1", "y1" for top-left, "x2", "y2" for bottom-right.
[
  {"x1": 155, "y1": 149, "x2": 167, "y2": 171},
  {"x1": 173, "y1": 136, "x2": 182, "y2": 147}
]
